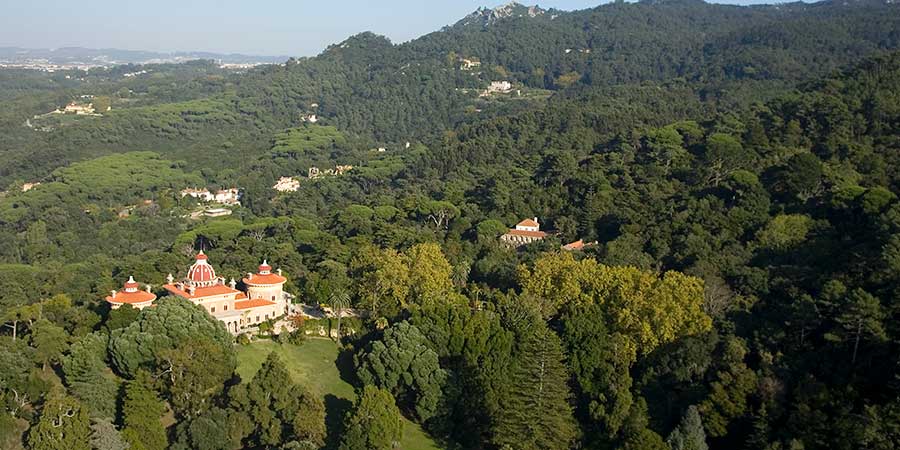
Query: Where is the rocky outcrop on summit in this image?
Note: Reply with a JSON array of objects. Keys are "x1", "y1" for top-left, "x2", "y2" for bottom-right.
[{"x1": 455, "y1": 2, "x2": 550, "y2": 27}]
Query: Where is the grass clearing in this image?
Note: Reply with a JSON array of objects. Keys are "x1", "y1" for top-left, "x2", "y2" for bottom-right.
[{"x1": 235, "y1": 338, "x2": 441, "y2": 450}]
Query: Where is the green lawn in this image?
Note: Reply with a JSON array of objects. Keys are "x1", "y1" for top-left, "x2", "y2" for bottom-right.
[{"x1": 235, "y1": 338, "x2": 441, "y2": 450}]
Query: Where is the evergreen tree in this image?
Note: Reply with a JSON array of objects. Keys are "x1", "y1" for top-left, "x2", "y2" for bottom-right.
[
  {"x1": 493, "y1": 323, "x2": 578, "y2": 450},
  {"x1": 229, "y1": 352, "x2": 326, "y2": 449},
  {"x1": 667, "y1": 406, "x2": 708, "y2": 450},
  {"x1": 339, "y1": 386, "x2": 403, "y2": 450},
  {"x1": 27, "y1": 389, "x2": 91, "y2": 450},
  {"x1": 121, "y1": 371, "x2": 167, "y2": 450},
  {"x1": 62, "y1": 333, "x2": 117, "y2": 419},
  {"x1": 355, "y1": 321, "x2": 446, "y2": 422},
  {"x1": 89, "y1": 418, "x2": 129, "y2": 450}
]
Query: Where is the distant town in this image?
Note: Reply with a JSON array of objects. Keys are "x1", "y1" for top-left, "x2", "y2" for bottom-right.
[{"x1": 0, "y1": 46, "x2": 286, "y2": 71}]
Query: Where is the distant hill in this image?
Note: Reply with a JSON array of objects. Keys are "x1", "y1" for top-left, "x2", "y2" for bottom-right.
[
  {"x1": 0, "y1": 46, "x2": 287, "y2": 67},
  {"x1": 2, "y1": 0, "x2": 900, "y2": 185}
]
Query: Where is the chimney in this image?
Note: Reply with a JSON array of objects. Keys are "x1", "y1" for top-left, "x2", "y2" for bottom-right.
[
  {"x1": 166, "y1": 273, "x2": 174, "y2": 284},
  {"x1": 247, "y1": 272, "x2": 253, "y2": 280},
  {"x1": 111, "y1": 290, "x2": 117, "y2": 298},
  {"x1": 533, "y1": 217, "x2": 538, "y2": 224},
  {"x1": 277, "y1": 268, "x2": 282, "y2": 276},
  {"x1": 229, "y1": 278, "x2": 237, "y2": 289},
  {"x1": 145, "y1": 285, "x2": 152, "y2": 293},
  {"x1": 188, "y1": 286, "x2": 196, "y2": 296}
]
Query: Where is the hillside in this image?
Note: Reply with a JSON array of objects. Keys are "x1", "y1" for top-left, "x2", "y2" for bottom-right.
[
  {"x1": 1, "y1": 0, "x2": 899, "y2": 186},
  {"x1": 2, "y1": 2, "x2": 900, "y2": 449}
]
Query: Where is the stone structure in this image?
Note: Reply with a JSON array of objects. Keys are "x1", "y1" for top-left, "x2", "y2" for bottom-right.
[
  {"x1": 501, "y1": 217, "x2": 547, "y2": 247},
  {"x1": 160, "y1": 252, "x2": 290, "y2": 334}
]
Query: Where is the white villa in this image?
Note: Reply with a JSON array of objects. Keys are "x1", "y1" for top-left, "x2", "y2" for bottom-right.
[{"x1": 501, "y1": 217, "x2": 548, "y2": 247}]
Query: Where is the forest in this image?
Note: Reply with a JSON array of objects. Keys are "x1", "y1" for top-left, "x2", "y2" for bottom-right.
[{"x1": 1, "y1": 0, "x2": 900, "y2": 449}]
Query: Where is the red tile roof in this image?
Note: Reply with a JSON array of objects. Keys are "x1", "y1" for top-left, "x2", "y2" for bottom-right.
[
  {"x1": 505, "y1": 229, "x2": 547, "y2": 238},
  {"x1": 187, "y1": 252, "x2": 216, "y2": 282},
  {"x1": 563, "y1": 239, "x2": 585, "y2": 251},
  {"x1": 105, "y1": 290, "x2": 156, "y2": 305},
  {"x1": 243, "y1": 273, "x2": 287, "y2": 286},
  {"x1": 517, "y1": 218, "x2": 539, "y2": 228},
  {"x1": 163, "y1": 283, "x2": 244, "y2": 300},
  {"x1": 234, "y1": 299, "x2": 277, "y2": 310}
]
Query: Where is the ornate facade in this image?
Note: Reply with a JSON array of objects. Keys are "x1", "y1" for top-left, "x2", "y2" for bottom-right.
[
  {"x1": 162, "y1": 252, "x2": 289, "y2": 334},
  {"x1": 104, "y1": 252, "x2": 290, "y2": 335}
]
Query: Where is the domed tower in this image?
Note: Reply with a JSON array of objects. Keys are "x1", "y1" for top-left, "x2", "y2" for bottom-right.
[
  {"x1": 105, "y1": 276, "x2": 156, "y2": 310},
  {"x1": 243, "y1": 260, "x2": 288, "y2": 315},
  {"x1": 186, "y1": 251, "x2": 218, "y2": 287}
]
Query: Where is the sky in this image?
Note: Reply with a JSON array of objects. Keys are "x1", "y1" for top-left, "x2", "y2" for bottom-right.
[{"x1": 0, "y1": 0, "x2": 792, "y2": 57}]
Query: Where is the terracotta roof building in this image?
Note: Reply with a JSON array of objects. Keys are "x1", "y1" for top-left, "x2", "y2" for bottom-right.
[
  {"x1": 105, "y1": 276, "x2": 156, "y2": 310},
  {"x1": 562, "y1": 239, "x2": 598, "y2": 251},
  {"x1": 161, "y1": 252, "x2": 290, "y2": 335},
  {"x1": 501, "y1": 217, "x2": 548, "y2": 247}
]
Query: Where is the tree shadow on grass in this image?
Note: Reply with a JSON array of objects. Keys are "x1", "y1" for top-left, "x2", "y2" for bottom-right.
[
  {"x1": 324, "y1": 393, "x2": 353, "y2": 450},
  {"x1": 335, "y1": 344, "x2": 359, "y2": 387}
]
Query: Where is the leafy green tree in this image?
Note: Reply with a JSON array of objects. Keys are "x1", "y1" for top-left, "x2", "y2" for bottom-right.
[
  {"x1": 560, "y1": 303, "x2": 633, "y2": 437},
  {"x1": 476, "y1": 219, "x2": 509, "y2": 242},
  {"x1": 103, "y1": 304, "x2": 139, "y2": 333},
  {"x1": 644, "y1": 126, "x2": 688, "y2": 176},
  {"x1": 27, "y1": 389, "x2": 91, "y2": 450},
  {"x1": 404, "y1": 243, "x2": 453, "y2": 307},
  {"x1": 698, "y1": 337, "x2": 757, "y2": 437},
  {"x1": 171, "y1": 407, "x2": 238, "y2": 450},
  {"x1": 229, "y1": 352, "x2": 326, "y2": 449},
  {"x1": 494, "y1": 323, "x2": 578, "y2": 450},
  {"x1": 770, "y1": 153, "x2": 822, "y2": 201},
  {"x1": 156, "y1": 338, "x2": 235, "y2": 416},
  {"x1": 410, "y1": 303, "x2": 514, "y2": 446},
  {"x1": 339, "y1": 386, "x2": 403, "y2": 450},
  {"x1": 31, "y1": 319, "x2": 68, "y2": 370},
  {"x1": 351, "y1": 246, "x2": 409, "y2": 317},
  {"x1": 108, "y1": 296, "x2": 235, "y2": 379},
  {"x1": 419, "y1": 200, "x2": 460, "y2": 230},
  {"x1": 756, "y1": 214, "x2": 814, "y2": 252},
  {"x1": 832, "y1": 288, "x2": 887, "y2": 365},
  {"x1": 89, "y1": 418, "x2": 129, "y2": 450},
  {"x1": 667, "y1": 406, "x2": 708, "y2": 450},
  {"x1": 703, "y1": 133, "x2": 752, "y2": 186},
  {"x1": 355, "y1": 321, "x2": 446, "y2": 421},
  {"x1": 121, "y1": 371, "x2": 167, "y2": 450},
  {"x1": 62, "y1": 333, "x2": 117, "y2": 418}
]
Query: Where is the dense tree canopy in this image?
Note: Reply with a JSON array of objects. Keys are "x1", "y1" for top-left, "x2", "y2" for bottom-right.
[{"x1": 1, "y1": 2, "x2": 900, "y2": 449}]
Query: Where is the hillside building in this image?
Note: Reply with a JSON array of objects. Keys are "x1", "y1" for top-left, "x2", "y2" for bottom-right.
[
  {"x1": 161, "y1": 252, "x2": 290, "y2": 335},
  {"x1": 501, "y1": 217, "x2": 547, "y2": 247},
  {"x1": 273, "y1": 176, "x2": 300, "y2": 192},
  {"x1": 63, "y1": 102, "x2": 96, "y2": 115},
  {"x1": 181, "y1": 187, "x2": 241, "y2": 206}
]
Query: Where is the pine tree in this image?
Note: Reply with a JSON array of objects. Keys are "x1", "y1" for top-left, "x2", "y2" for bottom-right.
[
  {"x1": 229, "y1": 352, "x2": 326, "y2": 449},
  {"x1": 89, "y1": 418, "x2": 129, "y2": 450},
  {"x1": 27, "y1": 389, "x2": 91, "y2": 450},
  {"x1": 493, "y1": 323, "x2": 578, "y2": 449},
  {"x1": 121, "y1": 371, "x2": 167, "y2": 450},
  {"x1": 667, "y1": 406, "x2": 708, "y2": 450},
  {"x1": 339, "y1": 386, "x2": 403, "y2": 450}
]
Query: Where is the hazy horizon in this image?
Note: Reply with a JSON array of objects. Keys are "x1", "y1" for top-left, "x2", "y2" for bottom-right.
[{"x1": 1, "y1": 0, "x2": 808, "y2": 57}]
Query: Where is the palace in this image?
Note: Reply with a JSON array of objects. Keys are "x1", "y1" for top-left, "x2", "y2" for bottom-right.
[
  {"x1": 104, "y1": 252, "x2": 290, "y2": 335},
  {"x1": 164, "y1": 252, "x2": 289, "y2": 334}
]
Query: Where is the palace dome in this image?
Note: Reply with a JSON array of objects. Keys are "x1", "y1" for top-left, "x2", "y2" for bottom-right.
[{"x1": 187, "y1": 251, "x2": 217, "y2": 285}]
